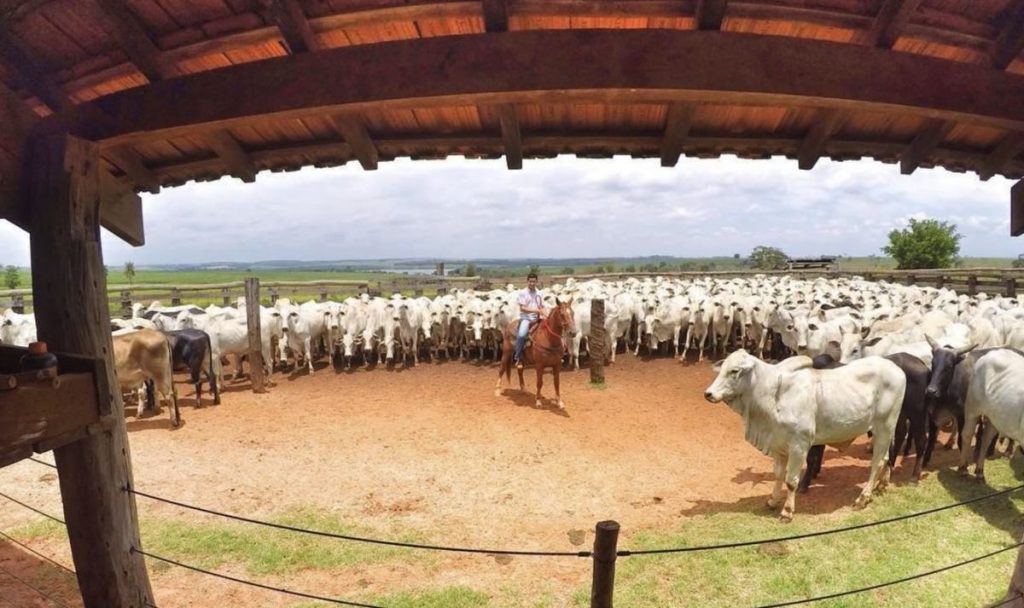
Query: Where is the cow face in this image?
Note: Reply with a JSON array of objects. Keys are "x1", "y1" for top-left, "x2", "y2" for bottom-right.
[
  {"x1": 704, "y1": 350, "x2": 757, "y2": 404},
  {"x1": 925, "y1": 338, "x2": 976, "y2": 401}
]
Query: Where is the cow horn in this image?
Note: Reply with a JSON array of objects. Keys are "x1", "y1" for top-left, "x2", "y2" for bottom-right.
[
  {"x1": 954, "y1": 343, "x2": 977, "y2": 357},
  {"x1": 925, "y1": 335, "x2": 940, "y2": 350}
]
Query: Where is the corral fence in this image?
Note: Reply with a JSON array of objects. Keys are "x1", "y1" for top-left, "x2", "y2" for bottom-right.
[{"x1": 3, "y1": 268, "x2": 1024, "y2": 315}]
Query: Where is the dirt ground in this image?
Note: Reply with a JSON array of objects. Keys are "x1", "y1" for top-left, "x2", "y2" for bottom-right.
[{"x1": 0, "y1": 356, "x2": 903, "y2": 607}]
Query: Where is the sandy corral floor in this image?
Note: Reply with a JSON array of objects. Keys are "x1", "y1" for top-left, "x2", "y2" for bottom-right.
[{"x1": 0, "y1": 356, "x2": 905, "y2": 607}]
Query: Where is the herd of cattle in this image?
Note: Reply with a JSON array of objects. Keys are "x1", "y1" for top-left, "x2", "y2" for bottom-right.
[{"x1": 4, "y1": 274, "x2": 1024, "y2": 519}]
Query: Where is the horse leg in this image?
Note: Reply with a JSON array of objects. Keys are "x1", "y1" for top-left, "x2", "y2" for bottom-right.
[
  {"x1": 535, "y1": 364, "x2": 544, "y2": 408},
  {"x1": 553, "y1": 366, "x2": 564, "y2": 409}
]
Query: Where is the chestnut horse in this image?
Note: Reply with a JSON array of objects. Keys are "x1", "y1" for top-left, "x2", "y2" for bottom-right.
[{"x1": 495, "y1": 299, "x2": 575, "y2": 409}]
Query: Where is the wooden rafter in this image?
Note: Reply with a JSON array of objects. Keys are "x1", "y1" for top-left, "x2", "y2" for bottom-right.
[
  {"x1": 92, "y1": 0, "x2": 168, "y2": 82},
  {"x1": 798, "y1": 109, "x2": 846, "y2": 170},
  {"x1": 865, "y1": 0, "x2": 923, "y2": 49},
  {"x1": 328, "y1": 114, "x2": 378, "y2": 170},
  {"x1": 482, "y1": 0, "x2": 509, "y2": 32},
  {"x1": 900, "y1": 118, "x2": 954, "y2": 175},
  {"x1": 205, "y1": 129, "x2": 257, "y2": 182},
  {"x1": 104, "y1": 144, "x2": 160, "y2": 194},
  {"x1": 695, "y1": 0, "x2": 728, "y2": 30},
  {"x1": 0, "y1": 23, "x2": 71, "y2": 114},
  {"x1": 993, "y1": 0, "x2": 1024, "y2": 70},
  {"x1": 496, "y1": 104, "x2": 522, "y2": 170},
  {"x1": 980, "y1": 134, "x2": 1024, "y2": 181},
  {"x1": 660, "y1": 102, "x2": 696, "y2": 167},
  {"x1": 263, "y1": 0, "x2": 320, "y2": 54},
  {"x1": 1013, "y1": 180, "x2": 1024, "y2": 236}
]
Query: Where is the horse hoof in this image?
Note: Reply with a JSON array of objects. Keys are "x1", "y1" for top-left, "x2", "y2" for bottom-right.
[
  {"x1": 957, "y1": 465, "x2": 969, "y2": 477},
  {"x1": 557, "y1": 401, "x2": 565, "y2": 409},
  {"x1": 975, "y1": 472, "x2": 986, "y2": 483},
  {"x1": 779, "y1": 510, "x2": 793, "y2": 523},
  {"x1": 494, "y1": 389, "x2": 502, "y2": 397},
  {"x1": 535, "y1": 400, "x2": 542, "y2": 408}
]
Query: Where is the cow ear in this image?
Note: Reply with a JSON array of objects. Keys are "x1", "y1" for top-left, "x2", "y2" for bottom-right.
[
  {"x1": 864, "y1": 336, "x2": 883, "y2": 347},
  {"x1": 712, "y1": 359, "x2": 725, "y2": 373}
]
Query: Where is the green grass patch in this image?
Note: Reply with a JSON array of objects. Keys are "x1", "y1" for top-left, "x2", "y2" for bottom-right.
[
  {"x1": 8, "y1": 518, "x2": 67, "y2": 541},
  {"x1": 587, "y1": 380, "x2": 607, "y2": 390},
  {"x1": 289, "y1": 586, "x2": 489, "y2": 608},
  {"x1": 141, "y1": 507, "x2": 423, "y2": 576},
  {"x1": 596, "y1": 457, "x2": 1024, "y2": 608}
]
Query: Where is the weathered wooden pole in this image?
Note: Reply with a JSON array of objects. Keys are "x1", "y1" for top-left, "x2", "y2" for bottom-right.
[
  {"x1": 968, "y1": 274, "x2": 978, "y2": 296},
  {"x1": 590, "y1": 520, "x2": 620, "y2": 608},
  {"x1": 221, "y1": 287, "x2": 230, "y2": 306},
  {"x1": 170, "y1": 287, "x2": 181, "y2": 306},
  {"x1": 590, "y1": 299, "x2": 606, "y2": 383},
  {"x1": 27, "y1": 132, "x2": 154, "y2": 607},
  {"x1": 12, "y1": 294, "x2": 25, "y2": 313},
  {"x1": 120, "y1": 290, "x2": 132, "y2": 318},
  {"x1": 244, "y1": 277, "x2": 267, "y2": 393},
  {"x1": 1006, "y1": 277, "x2": 1017, "y2": 298}
]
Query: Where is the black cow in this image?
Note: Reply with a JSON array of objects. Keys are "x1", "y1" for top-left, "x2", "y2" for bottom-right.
[
  {"x1": 165, "y1": 329, "x2": 219, "y2": 407},
  {"x1": 798, "y1": 351, "x2": 930, "y2": 492}
]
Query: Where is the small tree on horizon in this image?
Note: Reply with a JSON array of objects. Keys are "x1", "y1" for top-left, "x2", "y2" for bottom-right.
[
  {"x1": 882, "y1": 218, "x2": 961, "y2": 269},
  {"x1": 124, "y1": 261, "x2": 136, "y2": 285},
  {"x1": 463, "y1": 262, "x2": 478, "y2": 277},
  {"x1": 3, "y1": 265, "x2": 19, "y2": 290},
  {"x1": 749, "y1": 246, "x2": 788, "y2": 271}
]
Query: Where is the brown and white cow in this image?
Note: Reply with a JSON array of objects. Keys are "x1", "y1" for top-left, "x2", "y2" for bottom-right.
[{"x1": 112, "y1": 329, "x2": 180, "y2": 427}]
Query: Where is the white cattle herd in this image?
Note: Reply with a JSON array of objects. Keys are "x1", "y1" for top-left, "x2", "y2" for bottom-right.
[{"x1": 4, "y1": 273, "x2": 1024, "y2": 519}]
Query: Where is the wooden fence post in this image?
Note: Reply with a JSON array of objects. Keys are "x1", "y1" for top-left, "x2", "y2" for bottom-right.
[
  {"x1": 319, "y1": 288, "x2": 328, "y2": 302},
  {"x1": 221, "y1": 288, "x2": 230, "y2": 306},
  {"x1": 244, "y1": 278, "x2": 267, "y2": 394},
  {"x1": 590, "y1": 520, "x2": 620, "y2": 608},
  {"x1": 968, "y1": 275, "x2": 978, "y2": 296},
  {"x1": 1000, "y1": 535, "x2": 1024, "y2": 608},
  {"x1": 170, "y1": 288, "x2": 181, "y2": 306},
  {"x1": 1007, "y1": 277, "x2": 1017, "y2": 298},
  {"x1": 11, "y1": 294, "x2": 25, "y2": 314},
  {"x1": 936, "y1": 274, "x2": 945, "y2": 290},
  {"x1": 269, "y1": 287, "x2": 279, "y2": 304},
  {"x1": 590, "y1": 299, "x2": 606, "y2": 383},
  {"x1": 120, "y1": 291, "x2": 132, "y2": 318},
  {"x1": 906, "y1": 274, "x2": 916, "y2": 287}
]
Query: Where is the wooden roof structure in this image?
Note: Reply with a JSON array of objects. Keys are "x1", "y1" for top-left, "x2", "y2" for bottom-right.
[{"x1": 1, "y1": 0, "x2": 1024, "y2": 244}]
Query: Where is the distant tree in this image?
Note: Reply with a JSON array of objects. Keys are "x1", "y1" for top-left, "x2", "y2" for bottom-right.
[
  {"x1": 124, "y1": 261, "x2": 136, "y2": 286},
  {"x1": 3, "y1": 265, "x2": 19, "y2": 290},
  {"x1": 624, "y1": 265, "x2": 637, "y2": 273},
  {"x1": 561, "y1": 266, "x2": 575, "y2": 275},
  {"x1": 529, "y1": 264, "x2": 541, "y2": 275},
  {"x1": 464, "y1": 262, "x2": 478, "y2": 276},
  {"x1": 698, "y1": 263, "x2": 712, "y2": 272},
  {"x1": 882, "y1": 218, "x2": 961, "y2": 270},
  {"x1": 749, "y1": 246, "x2": 789, "y2": 271},
  {"x1": 733, "y1": 253, "x2": 741, "y2": 260},
  {"x1": 657, "y1": 260, "x2": 668, "y2": 270}
]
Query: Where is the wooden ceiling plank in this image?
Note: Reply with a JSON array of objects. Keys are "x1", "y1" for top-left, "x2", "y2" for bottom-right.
[
  {"x1": 866, "y1": 0, "x2": 924, "y2": 49},
  {"x1": 205, "y1": 129, "x2": 257, "y2": 182},
  {"x1": 496, "y1": 103, "x2": 521, "y2": 169},
  {"x1": 993, "y1": 0, "x2": 1024, "y2": 70},
  {"x1": 899, "y1": 118, "x2": 954, "y2": 175},
  {"x1": 660, "y1": 102, "x2": 696, "y2": 167},
  {"x1": 980, "y1": 134, "x2": 1024, "y2": 181},
  {"x1": 798, "y1": 108, "x2": 846, "y2": 170},
  {"x1": 482, "y1": 0, "x2": 509, "y2": 32},
  {"x1": 0, "y1": 22, "x2": 71, "y2": 114},
  {"x1": 329, "y1": 113, "x2": 378, "y2": 170},
  {"x1": 695, "y1": 0, "x2": 727, "y2": 30},
  {"x1": 92, "y1": 0, "x2": 169, "y2": 82},
  {"x1": 105, "y1": 143, "x2": 160, "y2": 193},
  {"x1": 263, "y1": 0, "x2": 320, "y2": 54}
]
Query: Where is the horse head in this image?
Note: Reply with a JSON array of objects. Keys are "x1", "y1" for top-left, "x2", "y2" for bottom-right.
[{"x1": 555, "y1": 296, "x2": 576, "y2": 338}]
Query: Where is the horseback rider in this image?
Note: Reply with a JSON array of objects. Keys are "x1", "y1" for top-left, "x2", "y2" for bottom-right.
[{"x1": 514, "y1": 272, "x2": 545, "y2": 368}]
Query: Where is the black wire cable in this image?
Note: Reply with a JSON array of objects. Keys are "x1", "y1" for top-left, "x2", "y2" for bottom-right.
[
  {"x1": 0, "y1": 561, "x2": 70, "y2": 608},
  {"x1": 127, "y1": 487, "x2": 591, "y2": 557},
  {"x1": 755, "y1": 541, "x2": 1024, "y2": 607},
  {"x1": 28, "y1": 457, "x2": 57, "y2": 469},
  {"x1": 620, "y1": 483, "x2": 1024, "y2": 556},
  {"x1": 0, "y1": 492, "x2": 65, "y2": 525},
  {"x1": 132, "y1": 546, "x2": 385, "y2": 608},
  {"x1": 0, "y1": 530, "x2": 75, "y2": 576}
]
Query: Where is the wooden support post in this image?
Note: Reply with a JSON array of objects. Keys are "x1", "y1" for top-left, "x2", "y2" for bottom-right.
[
  {"x1": 1002, "y1": 531, "x2": 1024, "y2": 607},
  {"x1": 590, "y1": 299, "x2": 606, "y2": 383},
  {"x1": 120, "y1": 291, "x2": 132, "y2": 318},
  {"x1": 906, "y1": 274, "x2": 916, "y2": 287},
  {"x1": 319, "y1": 288, "x2": 328, "y2": 302},
  {"x1": 270, "y1": 287, "x2": 279, "y2": 304},
  {"x1": 11, "y1": 294, "x2": 24, "y2": 314},
  {"x1": 170, "y1": 288, "x2": 181, "y2": 306},
  {"x1": 1007, "y1": 277, "x2": 1017, "y2": 298},
  {"x1": 27, "y1": 131, "x2": 154, "y2": 607},
  {"x1": 244, "y1": 278, "x2": 267, "y2": 393},
  {"x1": 590, "y1": 520, "x2": 620, "y2": 608},
  {"x1": 221, "y1": 287, "x2": 230, "y2": 306},
  {"x1": 936, "y1": 274, "x2": 945, "y2": 289},
  {"x1": 968, "y1": 275, "x2": 978, "y2": 296}
]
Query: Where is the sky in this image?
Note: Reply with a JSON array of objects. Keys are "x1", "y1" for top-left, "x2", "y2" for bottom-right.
[{"x1": 0, "y1": 155, "x2": 1018, "y2": 267}]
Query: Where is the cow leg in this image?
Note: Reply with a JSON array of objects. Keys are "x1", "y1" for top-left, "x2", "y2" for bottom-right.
[
  {"x1": 767, "y1": 456, "x2": 786, "y2": 509},
  {"x1": 798, "y1": 445, "x2": 824, "y2": 493},
  {"x1": 535, "y1": 364, "x2": 544, "y2": 408},
  {"x1": 781, "y1": 446, "x2": 808, "y2": 521},
  {"x1": 305, "y1": 338, "x2": 314, "y2": 375},
  {"x1": 909, "y1": 414, "x2": 928, "y2": 481},
  {"x1": 855, "y1": 427, "x2": 892, "y2": 508},
  {"x1": 697, "y1": 330, "x2": 708, "y2": 363},
  {"x1": 890, "y1": 416, "x2": 909, "y2": 472},
  {"x1": 958, "y1": 412, "x2": 980, "y2": 476},
  {"x1": 974, "y1": 422, "x2": 999, "y2": 483},
  {"x1": 192, "y1": 370, "x2": 202, "y2": 408},
  {"x1": 673, "y1": 326, "x2": 681, "y2": 359},
  {"x1": 923, "y1": 419, "x2": 939, "y2": 468}
]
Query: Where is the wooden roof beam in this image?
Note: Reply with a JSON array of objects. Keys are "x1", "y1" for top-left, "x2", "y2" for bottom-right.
[
  {"x1": 798, "y1": 109, "x2": 846, "y2": 170},
  {"x1": 695, "y1": 0, "x2": 728, "y2": 30},
  {"x1": 1012, "y1": 180, "x2": 1024, "y2": 237},
  {"x1": 0, "y1": 23, "x2": 71, "y2": 114},
  {"x1": 866, "y1": 0, "x2": 923, "y2": 49},
  {"x1": 263, "y1": 0, "x2": 321, "y2": 54},
  {"x1": 100, "y1": 171, "x2": 145, "y2": 246},
  {"x1": 105, "y1": 144, "x2": 160, "y2": 194},
  {"x1": 483, "y1": 0, "x2": 509, "y2": 32},
  {"x1": 496, "y1": 104, "x2": 522, "y2": 170},
  {"x1": 93, "y1": 0, "x2": 169, "y2": 82},
  {"x1": 980, "y1": 134, "x2": 1024, "y2": 181},
  {"x1": 329, "y1": 114, "x2": 378, "y2": 170},
  {"x1": 993, "y1": 0, "x2": 1024, "y2": 70},
  {"x1": 900, "y1": 118, "x2": 954, "y2": 175},
  {"x1": 660, "y1": 102, "x2": 696, "y2": 167},
  {"x1": 205, "y1": 130, "x2": 257, "y2": 182}
]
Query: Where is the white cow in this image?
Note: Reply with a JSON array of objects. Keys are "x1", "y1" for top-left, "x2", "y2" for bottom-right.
[
  {"x1": 1, "y1": 310, "x2": 36, "y2": 346},
  {"x1": 960, "y1": 349, "x2": 1024, "y2": 481},
  {"x1": 704, "y1": 350, "x2": 906, "y2": 520}
]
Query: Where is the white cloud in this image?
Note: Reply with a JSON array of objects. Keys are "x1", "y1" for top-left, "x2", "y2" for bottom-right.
[{"x1": 0, "y1": 155, "x2": 1019, "y2": 267}]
